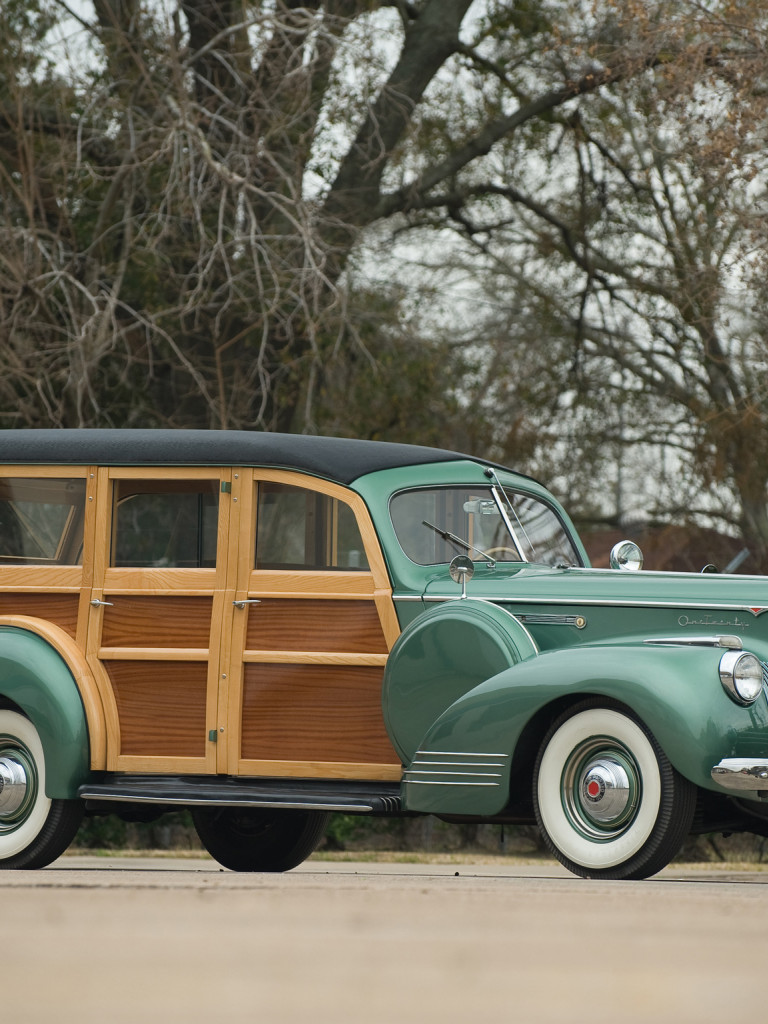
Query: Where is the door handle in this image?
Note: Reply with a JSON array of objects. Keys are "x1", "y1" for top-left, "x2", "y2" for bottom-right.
[
  {"x1": 233, "y1": 599, "x2": 261, "y2": 609},
  {"x1": 90, "y1": 599, "x2": 114, "y2": 607}
]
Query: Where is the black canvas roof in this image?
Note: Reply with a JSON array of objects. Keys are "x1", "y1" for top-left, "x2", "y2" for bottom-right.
[{"x1": 0, "y1": 429, "x2": 473, "y2": 485}]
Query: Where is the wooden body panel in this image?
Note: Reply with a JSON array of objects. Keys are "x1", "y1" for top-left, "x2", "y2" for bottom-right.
[
  {"x1": 0, "y1": 593, "x2": 79, "y2": 637},
  {"x1": 101, "y1": 596, "x2": 213, "y2": 649},
  {"x1": 107, "y1": 660, "x2": 208, "y2": 758},
  {"x1": 224, "y1": 469, "x2": 402, "y2": 781},
  {"x1": 241, "y1": 664, "x2": 397, "y2": 764},
  {"x1": 86, "y1": 466, "x2": 230, "y2": 773},
  {"x1": 0, "y1": 461, "x2": 403, "y2": 782},
  {"x1": 245, "y1": 598, "x2": 388, "y2": 654}
]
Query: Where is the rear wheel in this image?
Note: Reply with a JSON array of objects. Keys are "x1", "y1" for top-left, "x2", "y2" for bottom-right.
[
  {"x1": 533, "y1": 700, "x2": 696, "y2": 880},
  {"x1": 0, "y1": 709, "x2": 83, "y2": 869},
  {"x1": 192, "y1": 806, "x2": 329, "y2": 872}
]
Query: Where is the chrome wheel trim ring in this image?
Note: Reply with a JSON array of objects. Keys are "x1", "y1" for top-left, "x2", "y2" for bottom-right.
[{"x1": 561, "y1": 741, "x2": 639, "y2": 840}]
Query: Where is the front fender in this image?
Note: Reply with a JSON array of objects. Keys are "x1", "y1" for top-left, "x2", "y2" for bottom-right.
[
  {"x1": 0, "y1": 626, "x2": 90, "y2": 798},
  {"x1": 403, "y1": 643, "x2": 768, "y2": 816}
]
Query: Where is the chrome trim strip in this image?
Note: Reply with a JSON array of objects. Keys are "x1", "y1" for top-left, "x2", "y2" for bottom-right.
[
  {"x1": 402, "y1": 780, "x2": 500, "y2": 787},
  {"x1": 518, "y1": 613, "x2": 587, "y2": 627},
  {"x1": 404, "y1": 770, "x2": 502, "y2": 778},
  {"x1": 644, "y1": 636, "x2": 742, "y2": 649},
  {"x1": 421, "y1": 595, "x2": 768, "y2": 615},
  {"x1": 711, "y1": 759, "x2": 768, "y2": 791},
  {"x1": 414, "y1": 750, "x2": 509, "y2": 758},
  {"x1": 409, "y1": 760, "x2": 506, "y2": 769}
]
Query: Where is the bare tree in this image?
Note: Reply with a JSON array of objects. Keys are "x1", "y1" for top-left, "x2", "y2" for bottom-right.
[
  {"x1": 388, "y1": 2, "x2": 768, "y2": 564},
  {"x1": 0, "y1": 0, "x2": 736, "y2": 433}
]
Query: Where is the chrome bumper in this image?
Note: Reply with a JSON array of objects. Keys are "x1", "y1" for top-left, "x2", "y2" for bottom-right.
[{"x1": 711, "y1": 759, "x2": 768, "y2": 791}]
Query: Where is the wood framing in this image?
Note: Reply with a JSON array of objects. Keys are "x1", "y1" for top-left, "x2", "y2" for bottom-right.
[
  {"x1": 222, "y1": 468, "x2": 402, "y2": 781},
  {"x1": 0, "y1": 447, "x2": 405, "y2": 783}
]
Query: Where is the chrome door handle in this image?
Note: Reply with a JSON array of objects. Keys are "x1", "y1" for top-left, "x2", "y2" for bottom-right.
[
  {"x1": 90, "y1": 599, "x2": 114, "y2": 607},
  {"x1": 233, "y1": 599, "x2": 261, "y2": 609}
]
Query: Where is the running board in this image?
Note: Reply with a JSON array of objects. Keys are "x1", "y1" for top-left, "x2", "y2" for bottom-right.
[{"x1": 79, "y1": 775, "x2": 403, "y2": 815}]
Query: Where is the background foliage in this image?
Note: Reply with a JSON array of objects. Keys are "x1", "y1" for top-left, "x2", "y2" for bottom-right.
[{"x1": 1, "y1": 1, "x2": 767, "y2": 540}]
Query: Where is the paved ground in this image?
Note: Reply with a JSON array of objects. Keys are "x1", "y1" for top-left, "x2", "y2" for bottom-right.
[{"x1": 5, "y1": 855, "x2": 766, "y2": 1023}]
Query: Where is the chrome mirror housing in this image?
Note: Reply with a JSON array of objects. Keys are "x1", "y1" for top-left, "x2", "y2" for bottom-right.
[
  {"x1": 609, "y1": 540, "x2": 643, "y2": 572},
  {"x1": 449, "y1": 555, "x2": 475, "y2": 597}
]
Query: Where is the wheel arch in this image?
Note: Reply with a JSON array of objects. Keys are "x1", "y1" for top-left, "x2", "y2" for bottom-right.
[{"x1": 0, "y1": 618, "x2": 104, "y2": 798}]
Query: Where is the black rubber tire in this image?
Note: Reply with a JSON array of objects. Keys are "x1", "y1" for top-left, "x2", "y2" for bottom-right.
[
  {"x1": 191, "y1": 807, "x2": 330, "y2": 872},
  {"x1": 0, "y1": 708, "x2": 84, "y2": 869},
  {"x1": 532, "y1": 698, "x2": 696, "y2": 880}
]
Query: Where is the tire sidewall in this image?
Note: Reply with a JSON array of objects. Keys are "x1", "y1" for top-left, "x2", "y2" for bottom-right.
[
  {"x1": 0, "y1": 710, "x2": 52, "y2": 860},
  {"x1": 535, "y1": 707, "x2": 662, "y2": 871}
]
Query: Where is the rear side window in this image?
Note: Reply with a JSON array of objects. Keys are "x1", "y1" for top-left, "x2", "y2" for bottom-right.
[
  {"x1": 0, "y1": 478, "x2": 86, "y2": 565},
  {"x1": 255, "y1": 482, "x2": 369, "y2": 571},
  {"x1": 112, "y1": 480, "x2": 219, "y2": 568}
]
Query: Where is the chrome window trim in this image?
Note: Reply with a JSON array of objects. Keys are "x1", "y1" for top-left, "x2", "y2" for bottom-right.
[{"x1": 489, "y1": 482, "x2": 525, "y2": 560}]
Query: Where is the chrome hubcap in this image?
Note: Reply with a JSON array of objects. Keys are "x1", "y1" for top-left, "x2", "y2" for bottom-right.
[
  {"x1": 580, "y1": 757, "x2": 631, "y2": 824},
  {"x1": 0, "y1": 755, "x2": 29, "y2": 818},
  {"x1": 561, "y1": 739, "x2": 640, "y2": 840}
]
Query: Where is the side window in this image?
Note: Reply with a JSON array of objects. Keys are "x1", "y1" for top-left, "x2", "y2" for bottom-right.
[
  {"x1": 0, "y1": 478, "x2": 86, "y2": 565},
  {"x1": 255, "y1": 482, "x2": 369, "y2": 571},
  {"x1": 112, "y1": 480, "x2": 219, "y2": 568}
]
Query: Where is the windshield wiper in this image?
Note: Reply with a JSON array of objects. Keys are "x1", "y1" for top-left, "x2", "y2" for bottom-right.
[{"x1": 422, "y1": 520, "x2": 496, "y2": 566}]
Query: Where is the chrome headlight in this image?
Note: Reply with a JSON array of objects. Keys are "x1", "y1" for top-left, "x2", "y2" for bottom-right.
[{"x1": 719, "y1": 651, "x2": 764, "y2": 706}]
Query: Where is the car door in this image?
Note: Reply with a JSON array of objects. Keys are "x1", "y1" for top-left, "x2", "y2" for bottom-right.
[
  {"x1": 222, "y1": 469, "x2": 402, "y2": 781},
  {"x1": 87, "y1": 466, "x2": 233, "y2": 774}
]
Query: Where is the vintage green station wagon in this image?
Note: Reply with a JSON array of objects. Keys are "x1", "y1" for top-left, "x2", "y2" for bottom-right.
[{"x1": 1, "y1": 429, "x2": 767, "y2": 879}]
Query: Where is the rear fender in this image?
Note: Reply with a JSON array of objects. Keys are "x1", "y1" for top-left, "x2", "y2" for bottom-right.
[
  {"x1": 402, "y1": 643, "x2": 768, "y2": 816},
  {"x1": 0, "y1": 622, "x2": 100, "y2": 798}
]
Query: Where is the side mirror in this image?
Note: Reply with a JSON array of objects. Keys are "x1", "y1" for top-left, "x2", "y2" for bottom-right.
[
  {"x1": 449, "y1": 555, "x2": 475, "y2": 598},
  {"x1": 609, "y1": 540, "x2": 643, "y2": 572}
]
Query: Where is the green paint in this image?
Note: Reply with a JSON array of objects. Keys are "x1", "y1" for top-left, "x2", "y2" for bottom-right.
[{"x1": 0, "y1": 628, "x2": 89, "y2": 799}]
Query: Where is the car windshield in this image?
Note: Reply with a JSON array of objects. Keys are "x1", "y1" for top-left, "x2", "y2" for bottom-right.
[{"x1": 389, "y1": 485, "x2": 581, "y2": 568}]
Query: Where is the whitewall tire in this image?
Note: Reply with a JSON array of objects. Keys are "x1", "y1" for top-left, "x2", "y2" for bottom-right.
[
  {"x1": 0, "y1": 708, "x2": 83, "y2": 868},
  {"x1": 533, "y1": 700, "x2": 696, "y2": 880}
]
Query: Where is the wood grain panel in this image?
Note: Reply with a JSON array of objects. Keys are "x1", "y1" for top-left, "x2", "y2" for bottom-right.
[
  {"x1": 245, "y1": 599, "x2": 388, "y2": 654},
  {"x1": 107, "y1": 660, "x2": 207, "y2": 757},
  {"x1": 0, "y1": 593, "x2": 79, "y2": 637},
  {"x1": 247, "y1": 569, "x2": 376, "y2": 597},
  {"x1": 241, "y1": 664, "x2": 399, "y2": 765},
  {"x1": 101, "y1": 596, "x2": 213, "y2": 648}
]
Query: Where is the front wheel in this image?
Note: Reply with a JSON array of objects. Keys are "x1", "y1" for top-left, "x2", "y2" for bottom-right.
[
  {"x1": 533, "y1": 700, "x2": 696, "y2": 880},
  {"x1": 192, "y1": 807, "x2": 329, "y2": 872},
  {"x1": 0, "y1": 709, "x2": 83, "y2": 869}
]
